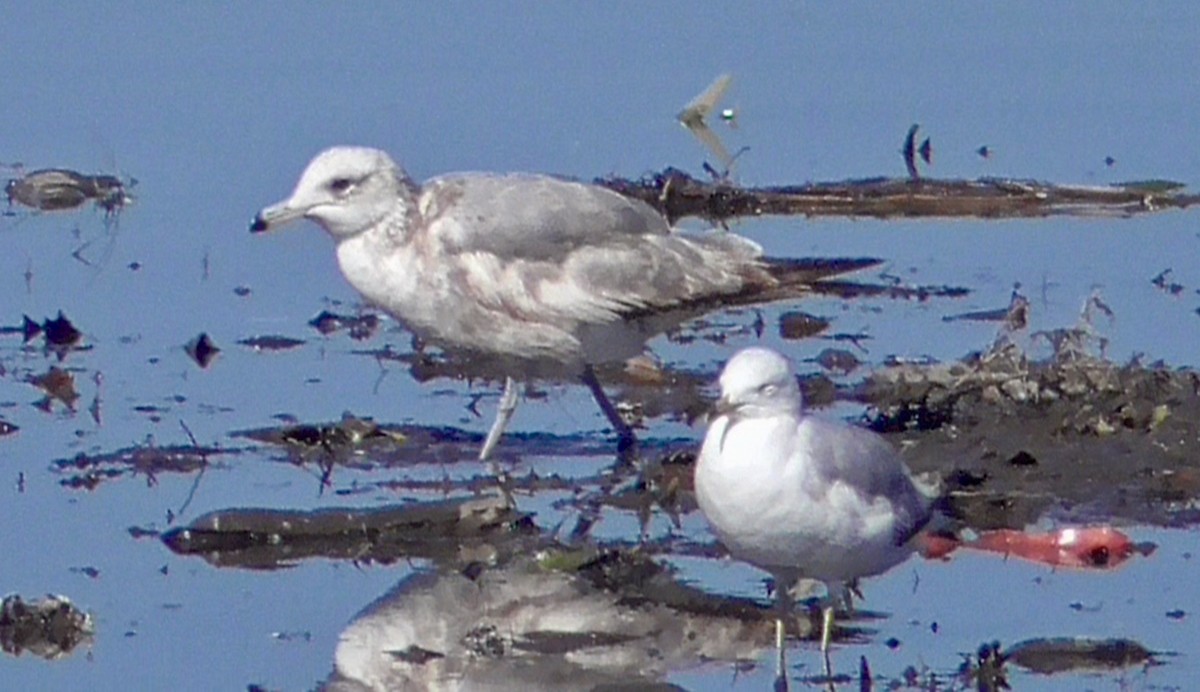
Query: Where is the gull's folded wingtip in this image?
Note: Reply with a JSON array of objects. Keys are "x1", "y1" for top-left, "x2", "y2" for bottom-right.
[{"x1": 764, "y1": 256, "x2": 883, "y2": 283}]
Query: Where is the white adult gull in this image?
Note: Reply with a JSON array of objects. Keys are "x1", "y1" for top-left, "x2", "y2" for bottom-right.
[
  {"x1": 250, "y1": 146, "x2": 878, "y2": 460},
  {"x1": 694, "y1": 346, "x2": 934, "y2": 683}
]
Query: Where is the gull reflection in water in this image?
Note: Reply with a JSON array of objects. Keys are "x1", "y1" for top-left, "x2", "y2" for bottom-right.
[{"x1": 322, "y1": 551, "x2": 778, "y2": 691}]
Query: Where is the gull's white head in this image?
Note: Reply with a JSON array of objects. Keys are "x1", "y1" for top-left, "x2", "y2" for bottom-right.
[
  {"x1": 250, "y1": 146, "x2": 411, "y2": 239},
  {"x1": 714, "y1": 347, "x2": 803, "y2": 419}
]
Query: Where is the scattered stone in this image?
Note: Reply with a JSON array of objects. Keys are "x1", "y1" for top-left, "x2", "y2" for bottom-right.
[{"x1": 185, "y1": 332, "x2": 220, "y2": 368}]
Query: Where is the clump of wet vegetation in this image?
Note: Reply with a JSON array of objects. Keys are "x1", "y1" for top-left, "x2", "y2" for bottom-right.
[{"x1": 858, "y1": 295, "x2": 1200, "y2": 529}]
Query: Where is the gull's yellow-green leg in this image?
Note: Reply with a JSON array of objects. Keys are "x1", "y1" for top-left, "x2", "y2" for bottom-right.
[{"x1": 820, "y1": 604, "x2": 835, "y2": 677}]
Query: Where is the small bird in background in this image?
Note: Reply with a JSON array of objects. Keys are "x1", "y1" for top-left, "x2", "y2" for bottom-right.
[
  {"x1": 901, "y1": 123, "x2": 933, "y2": 181},
  {"x1": 677, "y1": 73, "x2": 737, "y2": 174}
]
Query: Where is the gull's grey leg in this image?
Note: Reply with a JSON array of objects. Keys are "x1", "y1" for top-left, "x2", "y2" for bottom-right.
[
  {"x1": 479, "y1": 376, "x2": 520, "y2": 462},
  {"x1": 579, "y1": 365, "x2": 636, "y2": 452}
]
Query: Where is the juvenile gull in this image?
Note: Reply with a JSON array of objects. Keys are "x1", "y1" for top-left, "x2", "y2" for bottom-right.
[
  {"x1": 694, "y1": 347, "x2": 934, "y2": 683},
  {"x1": 250, "y1": 146, "x2": 878, "y2": 460}
]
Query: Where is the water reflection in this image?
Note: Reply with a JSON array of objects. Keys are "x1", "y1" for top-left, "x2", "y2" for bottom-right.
[{"x1": 322, "y1": 551, "x2": 773, "y2": 692}]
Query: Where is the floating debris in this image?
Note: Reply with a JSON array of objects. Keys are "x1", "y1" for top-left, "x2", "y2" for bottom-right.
[
  {"x1": 1151, "y1": 268, "x2": 1185, "y2": 296},
  {"x1": 945, "y1": 290, "x2": 1030, "y2": 332},
  {"x1": 812, "y1": 347, "x2": 862, "y2": 375},
  {"x1": 275, "y1": 413, "x2": 403, "y2": 451},
  {"x1": 778, "y1": 311, "x2": 830, "y2": 340},
  {"x1": 959, "y1": 640, "x2": 1009, "y2": 691},
  {"x1": 185, "y1": 332, "x2": 220, "y2": 368},
  {"x1": 237, "y1": 412, "x2": 413, "y2": 487},
  {"x1": 309, "y1": 309, "x2": 382, "y2": 337},
  {"x1": 53, "y1": 441, "x2": 218, "y2": 490},
  {"x1": 597, "y1": 167, "x2": 1200, "y2": 224},
  {"x1": 20, "y1": 315, "x2": 42, "y2": 341},
  {"x1": 4, "y1": 168, "x2": 132, "y2": 218},
  {"x1": 160, "y1": 495, "x2": 532, "y2": 569},
  {"x1": 29, "y1": 366, "x2": 78, "y2": 412},
  {"x1": 0, "y1": 594, "x2": 94, "y2": 660},
  {"x1": 960, "y1": 526, "x2": 1141, "y2": 569},
  {"x1": 237, "y1": 335, "x2": 306, "y2": 352},
  {"x1": 1115, "y1": 179, "x2": 1187, "y2": 193},
  {"x1": 1004, "y1": 637, "x2": 1156, "y2": 675},
  {"x1": 42, "y1": 311, "x2": 82, "y2": 350},
  {"x1": 3, "y1": 312, "x2": 88, "y2": 357},
  {"x1": 943, "y1": 306, "x2": 1013, "y2": 323}
]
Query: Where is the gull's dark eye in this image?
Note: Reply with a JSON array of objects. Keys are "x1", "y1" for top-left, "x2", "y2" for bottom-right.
[{"x1": 328, "y1": 177, "x2": 355, "y2": 194}]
